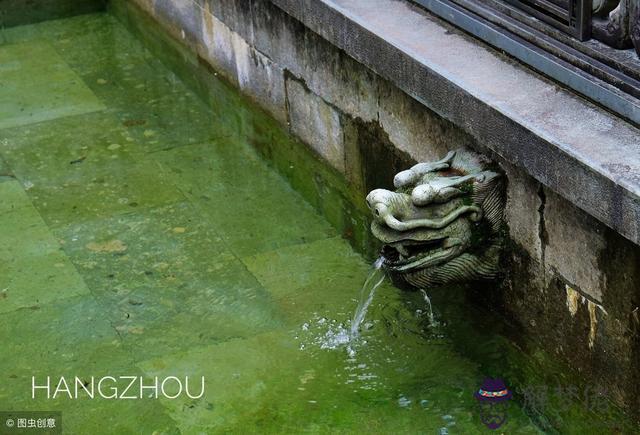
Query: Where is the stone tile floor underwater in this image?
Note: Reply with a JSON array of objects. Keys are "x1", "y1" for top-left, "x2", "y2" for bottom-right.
[{"x1": 0, "y1": 13, "x2": 548, "y2": 434}]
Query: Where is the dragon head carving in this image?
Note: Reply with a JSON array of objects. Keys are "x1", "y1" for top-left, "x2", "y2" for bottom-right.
[{"x1": 366, "y1": 150, "x2": 505, "y2": 289}]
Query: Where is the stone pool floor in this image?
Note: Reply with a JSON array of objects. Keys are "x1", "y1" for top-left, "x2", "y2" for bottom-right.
[{"x1": 0, "y1": 13, "x2": 546, "y2": 434}]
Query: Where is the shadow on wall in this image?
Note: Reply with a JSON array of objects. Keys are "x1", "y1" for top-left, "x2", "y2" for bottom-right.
[{"x1": 0, "y1": 0, "x2": 106, "y2": 27}]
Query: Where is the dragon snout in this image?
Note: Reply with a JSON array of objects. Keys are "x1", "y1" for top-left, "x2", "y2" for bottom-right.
[
  {"x1": 366, "y1": 189, "x2": 388, "y2": 206},
  {"x1": 366, "y1": 189, "x2": 389, "y2": 212},
  {"x1": 366, "y1": 189, "x2": 406, "y2": 221}
]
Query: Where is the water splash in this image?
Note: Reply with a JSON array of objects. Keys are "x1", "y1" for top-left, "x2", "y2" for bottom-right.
[
  {"x1": 296, "y1": 257, "x2": 385, "y2": 355},
  {"x1": 320, "y1": 323, "x2": 351, "y2": 349},
  {"x1": 350, "y1": 257, "x2": 386, "y2": 337}
]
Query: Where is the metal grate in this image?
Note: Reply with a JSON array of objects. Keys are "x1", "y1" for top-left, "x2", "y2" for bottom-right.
[
  {"x1": 503, "y1": 0, "x2": 591, "y2": 40},
  {"x1": 410, "y1": 0, "x2": 640, "y2": 126}
]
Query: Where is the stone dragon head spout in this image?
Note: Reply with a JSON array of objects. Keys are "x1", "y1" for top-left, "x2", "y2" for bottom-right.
[{"x1": 366, "y1": 150, "x2": 505, "y2": 289}]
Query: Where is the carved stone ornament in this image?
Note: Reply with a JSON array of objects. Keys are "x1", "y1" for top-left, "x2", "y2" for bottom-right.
[
  {"x1": 592, "y1": 0, "x2": 640, "y2": 55},
  {"x1": 366, "y1": 150, "x2": 506, "y2": 290}
]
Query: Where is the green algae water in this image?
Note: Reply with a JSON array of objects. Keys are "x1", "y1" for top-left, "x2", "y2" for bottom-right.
[{"x1": 0, "y1": 13, "x2": 630, "y2": 434}]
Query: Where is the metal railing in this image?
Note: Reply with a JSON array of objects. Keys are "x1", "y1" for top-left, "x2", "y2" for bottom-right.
[
  {"x1": 503, "y1": 0, "x2": 591, "y2": 39},
  {"x1": 411, "y1": 0, "x2": 640, "y2": 126}
]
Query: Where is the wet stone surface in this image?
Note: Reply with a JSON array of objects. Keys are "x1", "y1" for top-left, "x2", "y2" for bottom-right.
[
  {"x1": 0, "y1": 40, "x2": 104, "y2": 129},
  {"x1": 0, "y1": 12, "x2": 597, "y2": 433}
]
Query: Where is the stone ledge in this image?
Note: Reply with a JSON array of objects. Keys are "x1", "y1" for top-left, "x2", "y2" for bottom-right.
[{"x1": 270, "y1": 0, "x2": 640, "y2": 247}]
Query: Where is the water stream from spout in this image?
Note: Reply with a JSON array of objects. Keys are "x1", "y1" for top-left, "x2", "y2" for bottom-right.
[
  {"x1": 350, "y1": 256, "x2": 386, "y2": 338},
  {"x1": 314, "y1": 257, "x2": 386, "y2": 352},
  {"x1": 420, "y1": 289, "x2": 435, "y2": 326}
]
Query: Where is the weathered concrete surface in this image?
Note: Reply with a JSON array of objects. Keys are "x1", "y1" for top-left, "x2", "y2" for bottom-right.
[
  {"x1": 378, "y1": 79, "x2": 467, "y2": 162},
  {"x1": 198, "y1": 0, "x2": 254, "y2": 43},
  {"x1": 503, "y1": 161, "x2": 544, "y2": 264},
  {"x1": 155, "y1": 0, "x2": 202, "y2": 45},
  {"x1": 198, "y1": 3, "x2": 287, "y2": 122},
  {"x1": 252, "y1": 0, "x2": 380, "y2": 122},
  {"x1": 286, "y1": 77, "x2": 345, "y2": 172},
  {"x1": 199, "y1": 5, "x2": 238, "y2": 84},
  {"x1": 238, "y1": 47, "x2": 287, "y2": 124},
  {"x1": 544, "y1": 189, "x2": 607, "y2": 302},
  {"x1": 110, "y1": 0, "x2": 640, "y2": 421}
]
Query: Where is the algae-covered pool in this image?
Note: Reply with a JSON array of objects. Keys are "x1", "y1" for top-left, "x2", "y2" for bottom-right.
[{"x1": 0, "y1": 13, "x2": 612, "y2": 434}]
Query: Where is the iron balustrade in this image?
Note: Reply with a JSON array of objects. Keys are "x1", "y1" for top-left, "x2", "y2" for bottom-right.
[
  {"x1": 502, "y1": 0, "x2": 591, "y2": 40},
  {"x1": 410, "y1": 0, "x2": 640, "y2": 126}
]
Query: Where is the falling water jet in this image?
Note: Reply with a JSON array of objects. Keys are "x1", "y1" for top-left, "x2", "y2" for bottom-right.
[
  {"x1": 420, "y1": 289, "x2": 435, "y2": 326},
  {"x1": 350, "y1": 256, "x2": 386, "y2": 338},
  {"x1": 315, "y1": 257, "x2": 385, "y2": 354}
]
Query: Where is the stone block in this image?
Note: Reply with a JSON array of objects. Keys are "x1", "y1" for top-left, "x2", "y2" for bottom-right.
[
  {"x1": 299, "y1": 30, "x2": 379, "y2": 123},
  {"x1": 286, "y1": 78, "x2": 345, "y2": 173},
  {"x1": 503, "y1": 161, "x2": 543, "y2": 262},
  {"x1": 199, "y1": 0, "x2": 255, "y2": 43},
  {"x1": 544, "y1": 188, "x2": 606, "y2": 302},
  {"x1": 197, "y1": 6, "x2": 286, "y2": 121},
  {"x1": 154, "y1": 0, "x2": 203, "y2": 46},
  {"x1": 199, "y1": 6, "x2": 240, "y2": 84},
  {"x1": 252, "y1": 0, "x2": 378, "y2": 122},
  {"x1": 236, "y1": 46, "x2": 287, "y2": 124},
  {"x1": 251, "y1": 0, "x2": 306, "y2": 77},
  {"x1": 378, "y1": 80, "x2": 470, "y2": 162}
]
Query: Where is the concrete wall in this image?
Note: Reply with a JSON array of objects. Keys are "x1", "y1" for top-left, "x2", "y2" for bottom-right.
[{"x1": 110, "y1": 0, "x2": 640, "y2": 420}]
